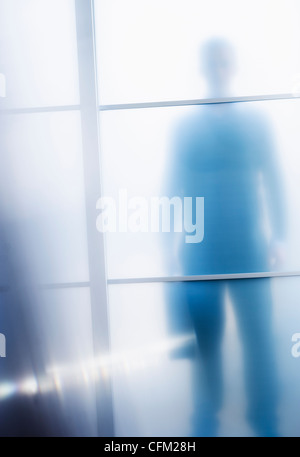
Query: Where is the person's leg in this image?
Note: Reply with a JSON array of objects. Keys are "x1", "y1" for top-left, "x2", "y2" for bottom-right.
[
  {"x1": 229, "y1": 278, "x2": 279, "y2": 437},
  {"x1": 164, "y1": 281, "x2": 197, "y2": 359},
  {"x1": 186, "y1": 280, "x2": 225, "y2": 436}
]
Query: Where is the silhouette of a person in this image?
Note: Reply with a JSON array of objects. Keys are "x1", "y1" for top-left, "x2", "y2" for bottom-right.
[{"x1": 165, "y1": 38, "x2": 286, "y2": 437}]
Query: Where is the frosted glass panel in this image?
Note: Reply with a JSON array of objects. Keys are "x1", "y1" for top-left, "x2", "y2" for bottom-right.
[
  {"x1": 108, "y1": 277, "x2": 300, "y2": 437},
  {"x1": 0, "y1": 0, "x2": 79, "y2": 108},
  {"x1": 95, "y1": 0, "x2": 300, "y2": 104},
  {"x1": 0, "y1": 287, "x2": 97, "y2": 436},
  {"x1": 0, "y1": 111, "x2": 89, "y2": 284},
  {"x1": 100, "y1": 99, "x2": 300, "y2": 279}
]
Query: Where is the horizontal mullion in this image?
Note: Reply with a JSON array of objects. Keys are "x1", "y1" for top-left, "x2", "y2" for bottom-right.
[
  {"x1": 99, "y1": 93, "x2": 300, "y2": 112},
  {"x1": 0, "y1": 104, "x2": 81, "y2": 115},
  {"x1": 1, "y1": 93, "x2": 299, "y2": 115},
  {"x1": 107, "y1": 270, "x2": 300, "y2": 285},
  {"x1": 2, "y1": 271, "x2": 300, "y2": 290},
  {"x1": 40, "y1": 281, "x2": 90, "y2": 290},
  {"x1": 0, "y1": 281, "x2": 90, "y2": 293}
]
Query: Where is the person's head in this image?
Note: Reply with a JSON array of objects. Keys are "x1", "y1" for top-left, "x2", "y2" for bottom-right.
[{"x1": 201, "y1": 38, "x2": 236, "y2": 96}]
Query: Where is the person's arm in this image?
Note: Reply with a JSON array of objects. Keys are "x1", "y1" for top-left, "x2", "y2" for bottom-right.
[
  {"x1": 160, "y1": 121, "x2": 189, "y2": 275},
  {"x1": 260, "y1": 118, "x2": 286, "y2": 268}
]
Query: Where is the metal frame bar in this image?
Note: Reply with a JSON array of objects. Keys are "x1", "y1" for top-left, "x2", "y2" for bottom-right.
[
  {"x1": 107, "y1": 271, "x2": 300, "y2": 285},
  {"x1": 99, "y1": 93, "x2": 300, "y2": 111},
  {"x1": 0, "y1": 105, "x2": 80, "y2": 115},
  {"x1": 3, "y1": 268, "x2": 300, "y2": 291},
  {"x1": 2, "y1": 93, "x2": 300, "y2": 116},
  {"x1": 75, "y1": 0, "x2": 114, "y2": 437}
]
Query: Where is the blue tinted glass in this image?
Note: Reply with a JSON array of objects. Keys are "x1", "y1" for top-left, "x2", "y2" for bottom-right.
[
  {"x1": 95, "y1": 0, "x2": 300, "y2": 104},
  {"x1": 0, "y1": 0, "x2": 79, "y2": 108},
  {"x1": 0, "y1": 111, "x2": 89, "y2": 284},
  {"x1": 108, "y1": 276, "x2": 300, "y2": 436},
  {"x1": 99, "y1": 99, "x2": 300, "y2": 279}
]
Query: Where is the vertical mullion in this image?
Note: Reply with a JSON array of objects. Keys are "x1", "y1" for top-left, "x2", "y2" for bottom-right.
[{"x1": 75, "y1": 0, "x2": 114, "y2": 437}]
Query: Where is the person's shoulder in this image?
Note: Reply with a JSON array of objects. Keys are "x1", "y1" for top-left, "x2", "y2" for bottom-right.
[
  {"x1": 173, "y1": 107, "x2": 205, "y2": 138},
  {"x1": 235, "y1": 103, "x2": 271, "y2": 129}
]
